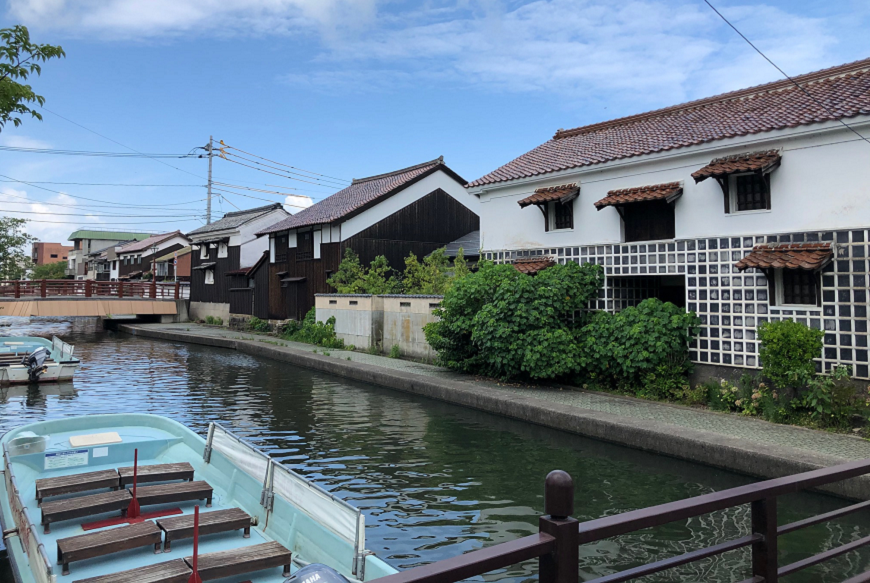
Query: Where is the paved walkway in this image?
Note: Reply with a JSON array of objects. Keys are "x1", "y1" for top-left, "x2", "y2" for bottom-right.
[{"x1": 129, "y1": 322, "x2": 870, "y2": 464}]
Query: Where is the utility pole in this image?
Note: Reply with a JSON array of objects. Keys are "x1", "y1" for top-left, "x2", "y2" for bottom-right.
[{"x1": 206, "y1": 135, "x2": 214, "y2": 224}]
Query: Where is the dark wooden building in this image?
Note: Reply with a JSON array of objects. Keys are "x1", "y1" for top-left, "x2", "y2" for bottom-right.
[
  {"x1": 186, "y1": 204, "x2": 290, "y2": 322},
  {"x1": 257, "y1": 157, "x2": 480, "y2": 321}
]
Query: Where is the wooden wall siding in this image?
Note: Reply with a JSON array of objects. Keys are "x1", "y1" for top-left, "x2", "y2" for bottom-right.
[
  {"x1": 252, "y1": 259, "x2": 270, "y2": 320},
  {"x1": 190, "y1": 245, "x2": 240, "y2": 304},
  {"x1": 267, "y1": 189, "x2": 478, "y2": 321},
  {"x1": 345, "y1": 188, "x2": 479, "y2": 268},
  {"x1": 229, "y1": 288, "x2": 253, "y2": 315}
]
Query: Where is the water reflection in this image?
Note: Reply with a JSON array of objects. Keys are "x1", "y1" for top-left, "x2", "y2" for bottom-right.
[{"x1": 1, "y1": 317, "x2": 869, "y2": 581}]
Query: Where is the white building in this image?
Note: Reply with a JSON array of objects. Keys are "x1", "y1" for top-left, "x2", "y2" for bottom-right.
[{"x1": 467, "y1": 57, "x2": 870, "y2": 379}]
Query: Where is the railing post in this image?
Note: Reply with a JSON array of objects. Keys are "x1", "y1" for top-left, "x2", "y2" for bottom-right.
[
  {"x1": 150, "y1": 279, "x2": 157, "y2": 299},
  {"x1": 85, "y1": 280, "x2": 92, "y2": 298},
  {"x1": 539, "y1": 470, "x2": 579, "y2": 583},
  {"x1": 174, "y1": 281, "x2": 180, "y2": 300},
  {"x1": 751, "y1": 497, "x2": 778, "y2": 583},
  {"x1": 118, "y1": 282, "x2": 124, "y2": 299},
  {"x1": 14, "y1": 281, "x2": 20, "y2": 299},
  {"x1": 40, "y1": 279, "x2": 47, "y2": 298}
]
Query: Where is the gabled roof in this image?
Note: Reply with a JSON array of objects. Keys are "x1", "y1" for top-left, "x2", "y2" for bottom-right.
[
  {"x1": 117, "y1": 231, "x2": 186, "y2": 254},
  {"x1": 155, "y1": 246, "x2": 192, "y2": 262},
  {"x1": 257, "y1": 157, "x2": 465, "y2": 234},
  {"x1": 594, "y1": 182, "x2": 683, "y2": 210},
  {"x1": 68, "y1": 230, "x2": 151, "y2": 242},
  {"x1": 735, "y1": 243, "x2": 833, "y2": 271},
  {"x1": 468, "y1": 57, "x2": 870, "y2": 188},
  {"x1": 692, "y1": 150, "x2": 782, "y2": 183},
  {"x1": 188, "y1": 204, "x2": 285, "y2": 236},
  {"x1": 518, "y1": 183, "x2": 579, "y2": 208}
]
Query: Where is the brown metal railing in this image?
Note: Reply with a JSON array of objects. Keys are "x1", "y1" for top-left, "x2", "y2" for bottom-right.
[
  {"x1": 372, "y1": 461, "x2": 870, "y2": 583},
  {"x1": 0, "y1": 280, "x2": 187, "y2": 300}
]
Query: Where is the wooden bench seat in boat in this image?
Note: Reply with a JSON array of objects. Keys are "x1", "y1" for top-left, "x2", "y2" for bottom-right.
[
  {"x1": 40, "y1": 489, "x2": 131, "y2": 533},
  {"x1": 57, "y1": 521, "x2": 162, "y2": 575},
  {"x1": 134, "y1": 480, "x2": 213, "y2": 508},
  {"x1": 157, "y1": 508, "x2": 252, "y2": 552},
  {"x1": 35, "y1": 469, "x2": 120, "y2": 504},
  {"x1": 118, "y1": 462, "x2": 195, "y2": 486},
  {"x1": 184, "y1": 541, "x2": 292, "y2": 580},
  {"x1": 72, "y1": 559, "x2": 192, "y2": 583}
]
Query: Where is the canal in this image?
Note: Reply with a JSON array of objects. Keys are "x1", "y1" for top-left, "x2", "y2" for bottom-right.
[{"x1": 1, "y1": 318, "x2": 869, "y2": 582}]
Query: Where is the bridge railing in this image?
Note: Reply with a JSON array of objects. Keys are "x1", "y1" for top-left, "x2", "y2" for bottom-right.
[
  {"x1": 0, "y1": 280, "x2": 189, "y2": 300},
  {"x1": 370, "y1": 460, "x2": 870, "y2": 583}
]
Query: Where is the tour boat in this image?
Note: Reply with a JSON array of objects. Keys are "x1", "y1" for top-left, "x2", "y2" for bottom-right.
[
  {"x1": 0, "y1": 414, "x2": 397, "y2": 583},
  {"x1": 0, "y1": 337, "x2": 80, "y2": 385}
]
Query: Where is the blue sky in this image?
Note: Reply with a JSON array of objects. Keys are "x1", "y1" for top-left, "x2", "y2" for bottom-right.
[{"x1": 1, "y1": 0, "x2": 868, "y2": 244}]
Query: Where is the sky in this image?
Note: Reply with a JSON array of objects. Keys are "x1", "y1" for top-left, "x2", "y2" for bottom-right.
[{"x1": 1, "y1": 0, "x2": 868, "y2": 244}]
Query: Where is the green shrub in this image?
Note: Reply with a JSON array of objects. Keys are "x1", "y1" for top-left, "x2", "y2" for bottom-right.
[
  {"x1": 280, "y1": 308, "x2": 344, "y2": 349},
  {"x1": 424, "y1": 260, "x2": 604, "y2": 380},
  {"x1": 248, "y1": 316, "x2": 270, "y2": 333},
  {"x1": 796, "y1": 366, "x2": 870, "y2": 429},
  {"x1": 757, "y1": 319, "x2": 823, "y2": 389},
  {"x1": 577, "y1": 299, "x2": 701, "y2": 389},
  {"x1": 204, "y1": 316, "x2": 223, "y2": 326},
  {"x1": 367, "y1": 344, "x2": 380, "y2": 355},
  {"x1": 327, "y1": 248, "x2": 401, "y2": 294},
  {"x1": 389, "y1": 344, "x2": 401, "y2": 359}
]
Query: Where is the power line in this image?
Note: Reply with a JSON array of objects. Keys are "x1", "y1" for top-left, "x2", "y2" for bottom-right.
[
  {"x1": 2, "y1": 208, "x2": 205, "y2": 218},
  {"x1": 221, "y1": 150, "x2": 348, "y2": 187},
  {"x1": 703, "y1": 0, "x2": 870, "y2": 147},
  {"x1": 0, "y1": 173, "x2": 207, "y2": 208},
  {"x1": 40, "y1": 106, "x2": 209, "y2": 180},
  {"x1": 14, "y1": 217, "x2": 201, "y2": 225},
  {"x1": 0, "y1": 145, "x2": 198, "y2": 158},
  {"x1": 219, "y1": 142, "x2": 351, "y2": 184},
  {"x1": 213, "y1": 187, "x2": 311, "y2": 210},
  {"x1": 1, "y1": 197, "x2": 209, "y2": 214},
  {"x1": 212, "y1": 181, "x2": 325, "y2": 200},
  {"x1": 0, "y1": 179, "x2": 204, "y2": 187},
  {"x1": 218, "y1": 154, "x2": 342, "y2": 189}
]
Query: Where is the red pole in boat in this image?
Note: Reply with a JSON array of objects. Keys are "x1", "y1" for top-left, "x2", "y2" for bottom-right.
[
  {"x1": 127, "y1": 448, "x2": 141, "y2": 519},
  {"x1": 188, "y1": 505, "x2": 202, "y2": 583}
]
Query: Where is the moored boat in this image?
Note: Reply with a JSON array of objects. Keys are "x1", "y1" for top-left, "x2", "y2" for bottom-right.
[
  {"x1": 0, "y1": 337, "x2": 80, "y2": 385},
  {"x1": 0, "y1": 414, "x2": 397, "y2": 583}
]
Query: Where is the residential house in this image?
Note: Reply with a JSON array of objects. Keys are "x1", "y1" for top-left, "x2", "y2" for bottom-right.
[
  {"x1": 466, "y1": 57, "x2": 870, "y2": 379},
  {"x1": 155, "y1": 246, "x2": 193, "y2": 281},
  {"x1": 116, "y1": 231, "x2": 190, "y2": 281},
  {"x1": 187, "y1": 204, "x2": 291, "y2": 322},
  {"x1": 256, "y1": 157, "x2": 479, "y2": 321},
  {"x1": 31, "y1": 242, "x2": 73, "y2": 267},
  {"x1": 66, "y1": 230, "x2": 151, "y2": 279}
]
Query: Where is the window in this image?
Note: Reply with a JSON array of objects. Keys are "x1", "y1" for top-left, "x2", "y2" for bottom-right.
[
  {"x1": 50, "y1": 253, "x2": 58, "y2": 258},
  {"x1": 298, "y1": 231, "x2": 314, "y2": 260},
  {"x1": 774, "y1": 269, "x2": 819, "y2": 306},
  {"x1": 623, "y1": 200, "x2": 675, "y2": 242},
  {"x1": 549, "y1": 201, "x2": 574, "y2": 230},
  {"x1": 137, "y1": 254, "x2": 142, "y2": 264},
  {"x1": 204, "y1": 269, "x2": 215, "y2": 285},
  {"x1": 729, "y1": 173, "x2": 770, "y2": 213},
  {"x1": 200, "y1": 245, "x2": 209, "y2": 260},
  {"x1": 218, "y1": 242, "x2": 228, "y2": 258},
  {"x1": 113, "y1": 261, "x2": 117, "y2": 269}
]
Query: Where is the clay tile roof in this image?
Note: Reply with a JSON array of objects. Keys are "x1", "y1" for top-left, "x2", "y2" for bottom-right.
[
  {"x1": 512, "y1": 256, "x2": 556, "y2": 275},
  {"x1": 258, "y1": 157, "x2": 465, "y2": 234},
  {"x1": 692, "y1": 150, "x2": 782, "y2": 183},
  {"x1": 518, "y1": 183, "x2": 579, "y2": 208},
  {"x1": 734, "y1": 243, "x2": 833, "y2": 271},
  {"x1": 594, "y1": 182, "x2": 682, "y2": 210},
  {"x1": 467, "y1": 57, "x2": 870, "y2": 188}
]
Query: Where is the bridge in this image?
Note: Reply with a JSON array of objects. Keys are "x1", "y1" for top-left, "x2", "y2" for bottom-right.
[{"x1": 0, "y1": 280, "x2": 189, "y2": 319}]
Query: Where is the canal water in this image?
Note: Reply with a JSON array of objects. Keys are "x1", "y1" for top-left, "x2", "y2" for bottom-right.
[{"x1": 1, "y1": 318, "x2": 869, "y2": 582}]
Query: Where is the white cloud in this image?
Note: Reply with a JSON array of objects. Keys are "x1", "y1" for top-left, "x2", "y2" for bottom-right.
[
  {"x1": 0, "y1": 187, "x2": 105, "y2": 244},
  {"x1": 0, "y1": 135, "x2": 54, "y2": 149},
  {"x1": 284, "y1": 194, "x2": 313, "y2": 214},
  {"x1": 8, "y1": 0, "x2": 378, "y2": 38}
]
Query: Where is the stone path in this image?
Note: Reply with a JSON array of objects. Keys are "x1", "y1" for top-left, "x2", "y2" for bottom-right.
[{"x1": 133, "y1": 323, "x2": 870, "y2": 463}]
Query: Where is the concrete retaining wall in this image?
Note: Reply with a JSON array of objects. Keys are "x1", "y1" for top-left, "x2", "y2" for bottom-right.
[
  {"x1": 315, "y1": 294, "x2": 440, "y2": 357},
  {"x1": 189, "y1": 301, "x2": 229, "y2": 324}
]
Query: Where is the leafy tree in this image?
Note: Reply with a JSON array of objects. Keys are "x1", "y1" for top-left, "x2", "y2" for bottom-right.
[
  {"x1": 452, "y1": 248, "x2": 470, "y2": 280},
  {"x1": 327, "y1": 248, "x2": 367, "y2": 293},
  {"x1": 0, "y1": 25, "x2": 65, "y2": 131},
  {"x1": 403, "y1": 248, "x2": 451, "y2": 294},
  {"x1": 327, "y1": 248, "x2": 400, "y2": 294},
  {"x1": 0, "y1": 216, "x2": 34, "y2": 279},
  {"x1": 424, "y1": 260, "x2": 604, "y2": 379},
  {"x1": 757, "y1": 319, "x2": 824, "y2": 389},
  {"x1": 30, "y1": 260, "x2": 66, "y2": 279}
]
